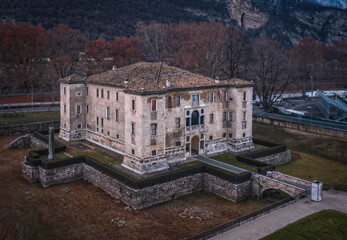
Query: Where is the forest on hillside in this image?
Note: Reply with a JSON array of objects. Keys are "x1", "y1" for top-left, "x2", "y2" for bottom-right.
[{"x1": 0, "y1": 21, "x2": 346, "y2": 110}]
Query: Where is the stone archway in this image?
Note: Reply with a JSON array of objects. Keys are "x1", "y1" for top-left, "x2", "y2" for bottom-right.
[{"x1": 191, "y1": 135, "x2": 199, "y2": 156}]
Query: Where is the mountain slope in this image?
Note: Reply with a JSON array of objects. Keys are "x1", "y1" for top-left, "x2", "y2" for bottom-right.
[{"x1": 0, "y1": 0, "x2": 346, "y2": 47}]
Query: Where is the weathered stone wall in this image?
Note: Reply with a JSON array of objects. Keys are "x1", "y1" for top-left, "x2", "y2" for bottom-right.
[
  {"x1": 205, "y1": 138, "x2": 228, "y2": 155},
  {"x1": 253, "y1": 115, "x2": 347, "y2": 139},
  {"x1": 255, "y1": 150, "x2": 291, "y2": 166},
  {"x1": 22, "y1": 159, "x2": 251, "y2": 209},
  {"x1": 267, "y1": 171, "x2": 312, "y2": 190},
  {"x1": 204, "y1": 174, "x2": 251, "y2": 202},
  {"x1": 0, "y1": 120, "x2": 59, "y2": 136}
]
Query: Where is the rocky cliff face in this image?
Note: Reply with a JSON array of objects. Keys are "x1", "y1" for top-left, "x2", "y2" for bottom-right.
[
  {"x1": 0, "y1": 0, "x2": 345, "y2": 47},
  {"x1": 227, "y1": 0, "x2": 347, "y2": 47}
]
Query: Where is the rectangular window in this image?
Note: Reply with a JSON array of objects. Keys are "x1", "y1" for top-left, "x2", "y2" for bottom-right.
[
  {"x1": 115, "y1": 92, "x2": 119, "y2": 101},
  {"x1": 151, "y1": 99, "x2": 157, "y2": 111},
  {"x1": 97, "y1": 117, "x2": 99, "y2": 125},
  {"x1": 132, "y1": 149, "x2": 135, "y2": 155},
  {"x1": 64, "y1": 104, "x2": 66, "y2": 113},
  {"x1": 243, "y1": 133, "x2": 246, "y2": 138},
  {"x1": 200, "y1": 116, "x2": 205, "y2": 125},
  {"x1": 86, "y1": 105, "x2": 89, "y2": 114},
  {"x1": 101, "y1": 118, "x2": 104, "y2": 127},
  {"x1": 107, "y1": 90, "x2": 110, "y2": 99},
  {"x1": 243, "y1": 111, "x2": 246, "y2": 121},
  {"x1": 151, "y1": 124, "x2": 157, "y2": 135},
  {"x1": 223, "y1": 91, "x2": 227, "y2": 102},
  {"x1": 152, "y1": 150, "x2": 157, "y2": 156},
  {"x1": 131, "y1": 122, "x2": 135, "y2": 134},
  {"x1": 115, "y1": 109, "x2": 119, "y2": 121},
  {"x1": 131, "y1": 99, "x2": 136, "y2": 111},
  {"x1": 229, "y1": 133, "x2": 232, "y2": 138},
  {"x1": 243, "y1": 91, "x2": 247, "y2": 101},
  {"x1": 209, "y1": 92, "x2": 214, "y2": 103},
  {"x1": 223, "y1": 133, "x2": 227, "y2": 138},
  {"x1": 106, "y1": 107, "x2": 110, "y2": 119},
  {"x1": 63, "y1": 87, "x2": 66, "y2": 95},
  {"x1": 223, "y1": 112, "x2": 227, "y2": 121},
  {"x1": 77, "y1": 124, "x2": 82, "y2": 129},
  {"x1": 229, "y1": 112, "x2": 233, "y2": 121},
  {"x1": 191, "y1": 94, "x2": 199, "y2": 106},
  {"x1": 176, "y1": 141, "x2": 181, "y2": 147},
  {"x1": 176, "y1": 118, "x2": 180, "y2": 128},
  {"x1": 76, "y1": 105, "x2": 81, "y2": 114},
  {"x1": 96, "y1": 88, "x2": 99, "y2": 97},
  {"x1": 175, "y1": 95, "x2": 181, "y2": 106},
  {"x1": 186, "y1": 118, "x2": 190, "y2": 127},
  {"x1": 101, "y1": 89, "x2": 104, "y2": 98},
  {"x1": 200, "y1": 140, "x2": 204, "y2": 149},
  {"x1": 209, "y1": 114, "x2": 214, "y2": 123}
]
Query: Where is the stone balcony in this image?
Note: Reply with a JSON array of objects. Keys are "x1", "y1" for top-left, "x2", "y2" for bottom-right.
[{"x1": 185, "y1": 124, "x2": 205, "y2": 135}]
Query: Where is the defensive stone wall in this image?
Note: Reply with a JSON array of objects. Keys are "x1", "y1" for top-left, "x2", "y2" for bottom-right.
[
  {"x1": 0, "y1": 120, "x2": 60, "y2": 136},
  {"x1": 22, "y1": 160, "x2": 251, "y2": 209},
  {"x1": 255, "y1": 150, "x2": 291, "y2": 166},
  {"x1": 253, "y1": 115, "x2": 347, "y2": 139}
]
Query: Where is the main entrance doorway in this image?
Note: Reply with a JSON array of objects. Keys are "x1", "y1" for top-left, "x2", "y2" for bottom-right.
[{"x1": 191, "y1": 135, "x2": 199, "y2": 156}]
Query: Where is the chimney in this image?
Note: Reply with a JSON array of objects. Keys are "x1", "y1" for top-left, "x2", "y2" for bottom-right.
[
  {"x1": 112, "y1": 65, "x2": 116, "y2": 71},
  {"x1": 166, "y1": 79, "x2": 171, "y2": 88},
  {"x1": 215, "y1": 76, "x2": 220, "y2": 84},
  {"x1": 124, "y1": 78, "x2": 129, "y2": 85}
]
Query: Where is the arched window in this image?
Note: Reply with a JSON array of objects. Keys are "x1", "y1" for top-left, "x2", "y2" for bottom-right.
[
  {"x1": 167, "y1": 96, "x2": 173, "y2": 108},
  {"x1": 191, "y1": 110, "x2": 199, "y2": 125}
]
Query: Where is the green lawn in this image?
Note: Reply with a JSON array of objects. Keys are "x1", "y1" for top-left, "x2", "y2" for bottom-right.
[
  {"x1": 0, "y1": 110, "x2": 59, "y2": 125},
  {"x1": 66, "y1": 146, "x2": 123, "y2": 167},
  {"x1": 276, "y1": 152, "x2": 347, "y2": 191},
  {"x1": 211, "y1": 153, "x2": 258, "y2": 172},
  {"x1": 253, "y1": 122, "x2": 347, "y2": 190},
  {"x1": 262, "y1": 210, "x2": 347, "y2": 240}
]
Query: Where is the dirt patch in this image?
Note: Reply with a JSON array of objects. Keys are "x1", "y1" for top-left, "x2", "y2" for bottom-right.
[
  {"x1": 291, "y1": 152, "x2": 302, "y2": 161},
  {"x1": 0, "y1": 135, "x2": 279, "y2": 240}
]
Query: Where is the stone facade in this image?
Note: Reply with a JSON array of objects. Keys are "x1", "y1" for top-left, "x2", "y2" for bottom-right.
[
  {"x1": 59, "y1": 63, "x2": 254, "y2": 174},
  {"x1": 22, "y1": 160, "x2": 251, "y2": 209},
  {"x1": 255, "y1": 150, "x2": 291, "y2": 166}
]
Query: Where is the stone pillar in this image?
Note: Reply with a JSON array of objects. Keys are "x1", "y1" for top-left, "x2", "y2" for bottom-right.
[{"x1": 48, "y1": 127, "x2": 54, "y2": 160}]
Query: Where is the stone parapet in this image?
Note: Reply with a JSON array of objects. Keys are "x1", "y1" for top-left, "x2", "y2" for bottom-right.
[
  {"x1": 255, "y1": 150, "x2": 291, "y2": 166},
  {"x1": 205, "y1": 138, "x2": 228, "y2": 155},
  {"x1": 229, "y1": 137, "x2": 254, "y2": 153},
  {"x1": 22, "y1": 158, "x2": 251, "y2": 209},
  {"x1": 122, "y1": 154, "x2": 169, "y2": 175}
]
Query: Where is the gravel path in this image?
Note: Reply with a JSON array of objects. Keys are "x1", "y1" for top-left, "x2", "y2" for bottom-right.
[{"x1": 212, "y1": 189, "x2": 347, "y2": 240}]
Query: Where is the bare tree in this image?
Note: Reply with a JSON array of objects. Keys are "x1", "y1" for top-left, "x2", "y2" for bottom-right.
[
  {"x1": 222, "y1": 27, "x2": 251, "y2": 79},
  {"x1": 136, "y1": 22, "x2": 170, "y2": 62},
  {"x1": 248, "y1": 38, "x2": 291, "y2": 112}
]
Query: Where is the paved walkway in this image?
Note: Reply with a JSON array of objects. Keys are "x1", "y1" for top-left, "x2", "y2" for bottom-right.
[
  {"x1": 193, "y1": 155, "x2": 247, "y2": 174},
  {"x1": 212, "y1": 190, "x2": 347, "y2": 240}
]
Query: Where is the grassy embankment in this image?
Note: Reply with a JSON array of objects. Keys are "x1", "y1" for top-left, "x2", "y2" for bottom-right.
[
  {"x1": 0, "y1": 110, "x2": 59, "y2": 126},
  {"x1": 262, "y1": 210, "x2": 347, "y2": 240},
  {"x1": 253, "y1": 122, "x2": 347, "y2": 190}
]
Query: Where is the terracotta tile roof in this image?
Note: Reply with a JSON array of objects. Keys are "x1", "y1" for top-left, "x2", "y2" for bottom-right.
[{"x1": 61, "y1": 62, "x2": 253, "y2": 93}]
